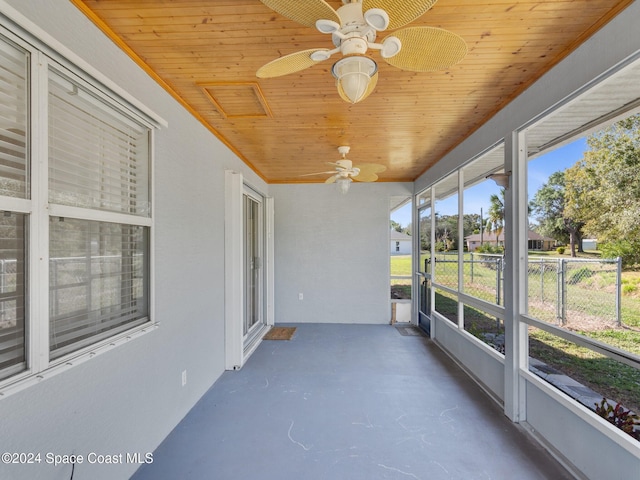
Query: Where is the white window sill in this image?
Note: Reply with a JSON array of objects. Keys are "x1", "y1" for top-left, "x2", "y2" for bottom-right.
[{"x1": 0, "y1": 322, "x2": 159, "y2": 400}]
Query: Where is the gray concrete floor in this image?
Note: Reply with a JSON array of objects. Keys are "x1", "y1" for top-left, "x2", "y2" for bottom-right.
[{"x1": 131, "y1": 324, "x2": 574, "y2": 480}]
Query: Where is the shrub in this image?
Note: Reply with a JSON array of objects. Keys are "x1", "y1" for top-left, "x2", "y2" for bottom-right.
[
  {"x1": 475, "y1": 243, "x2": 503, "y2": 254},
  {"x1": 556, "y1": 246, "x2": 566, "y2": 255},
  {"x1": 594, "y1": 398, "x2": 640, "y2": 440},
  {"x1": 599, "y1": 240, "x2": 640, "y2": 268}
]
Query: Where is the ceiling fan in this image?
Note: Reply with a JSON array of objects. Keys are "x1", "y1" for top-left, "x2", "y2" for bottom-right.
[
  {"x1": 301, "y1": 146, "x2": 386, "y2": 193},
  {"x1": 256, "y1": 0, "x2": 467, "y2": 104}
]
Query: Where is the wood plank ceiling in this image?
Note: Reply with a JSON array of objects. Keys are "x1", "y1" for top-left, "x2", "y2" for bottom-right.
[{"x1": 71, "y1": 0, "x2": 633, "y2": 183}]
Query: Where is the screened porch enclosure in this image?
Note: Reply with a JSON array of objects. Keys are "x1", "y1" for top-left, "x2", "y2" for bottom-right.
[{"x1": 0, "y1": 1, "x2": 639, "y2": 480}]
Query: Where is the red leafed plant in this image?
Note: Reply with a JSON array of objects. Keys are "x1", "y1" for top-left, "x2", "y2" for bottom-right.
[{"x1": 594, "y1": 398, "x2": 640, "y2": 441}]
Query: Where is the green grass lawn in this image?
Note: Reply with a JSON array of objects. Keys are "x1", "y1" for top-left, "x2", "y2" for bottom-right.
[
  {"x1": 390, "y1": 254, "x2": 412, "y2": 277},
  {"x1": 529, "y1": 328, "x2": 640, "y2": 415}
]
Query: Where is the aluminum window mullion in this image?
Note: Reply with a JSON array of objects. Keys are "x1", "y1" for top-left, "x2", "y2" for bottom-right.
[
  {"x1": 457, "y1": 170, "x2": 464, "y2": 329},
  {"x1": 48, "y1": 204, "x2": 152, "y2": 228},
  {"x1": 28, "y1": 50, "x2": 50, "y2": 374}
]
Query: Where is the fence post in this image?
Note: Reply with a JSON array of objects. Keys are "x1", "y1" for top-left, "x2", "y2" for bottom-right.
[
  {"x1": 0, "y1": 259, "x2": 4, "y2": 322},
  {"x1": 496, "y1": 257, "x2": 503, "y2": 331},
  {"x1": 540, "y1": 257, "x2": 544, "y2": 302},
  {"x1": 616, "y1": 256, "x2": 622, "y2": 327},
  {"x1": 470, "y1": 252, "x2": 474, "y2": 282},
  {"x1": 561, "y1": 259, "x2": 567, "y2": 326},
  {"x1": 495, "y1": 257, "x2": 500, "y2": 306},
  {"x1": 555, "y1": 259, "x2": 562, "y2": 325}
]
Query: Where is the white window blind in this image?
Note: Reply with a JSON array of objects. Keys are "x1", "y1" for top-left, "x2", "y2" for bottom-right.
[
  {"x1": 48, "y1": 69, "x2": 150, "y2": 216},
  {"x1": 0, "y1": 212, "x2": 26, "y2": 380},
  {"x1": 0, "y1": 36, "x2": 28, "y2": 199},
  {"x1": 49, "y1": 217, "x2": 149, "y2": 359},
  {"x1": 47, "y1": 68, "x2": 152, "y2": 360},
  {"x1": 0, "y1": 33, "x2": 27, "y2": 381}
]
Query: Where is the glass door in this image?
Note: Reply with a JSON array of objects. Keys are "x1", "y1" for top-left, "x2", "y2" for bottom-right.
[
  {"x1": 243, "y1": 189, "x2": 264, "y2": 342},
  {"x1": 417, "y1": 191, "x2": 432, "y2": 334}
]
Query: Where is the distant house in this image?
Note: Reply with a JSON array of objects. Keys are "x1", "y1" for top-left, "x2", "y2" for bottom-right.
[
  {"x1": 465, "y1": 230, "x2": 555, "y2": 252},
  {"x1": 390, "y1": 230, "x2": 412, "y2": 254}
]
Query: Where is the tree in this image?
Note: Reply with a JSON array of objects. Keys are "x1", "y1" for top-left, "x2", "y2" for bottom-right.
[
  {"x1": 390, "y1": 220, "x2": 403, "y2": 233},
  {"x1": 434, "y1": 213, "x2": 458, "y2": 251},
  {"x1": 487, "y1": 189, "x2": 505, "y2": 238},
  {"x1": 529, "y1": 170, "x2": 584, "y2": 257},
  {"x1": 565, "y1": 114, "x2": 640, "y2": 265}
]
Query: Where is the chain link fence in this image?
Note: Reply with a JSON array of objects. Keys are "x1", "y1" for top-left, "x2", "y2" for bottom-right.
[
  {"x1": 429, "y1": 253, "x2": 622, "y2": 329},
  {"x1": 527, "y1": 256, "x2": 621, "y2": 328}
]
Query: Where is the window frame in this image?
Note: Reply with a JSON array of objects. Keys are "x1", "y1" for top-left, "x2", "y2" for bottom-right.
[{"x1": 0, "y1": 21, "x2": 162, "y2": 394}]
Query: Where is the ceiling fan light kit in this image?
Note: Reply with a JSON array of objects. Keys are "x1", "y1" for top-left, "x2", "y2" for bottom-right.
[
  {"x1": 336, "y1": 177, "x2": 353, "y2": 194},
  {"x1": 332, "y1": 56, "x2": 378, "y2": 104},
  {"x1": 257, "y1": 0, "x2": 467, "y2": 104}
]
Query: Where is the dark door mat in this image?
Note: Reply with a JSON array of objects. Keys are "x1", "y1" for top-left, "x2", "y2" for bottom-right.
[
  {"x1": 395, "y1": 326, "x2": 427, "y2": 337},
  {"x1": 263, "y1": 327, "x2": 296, "y2": 340}
]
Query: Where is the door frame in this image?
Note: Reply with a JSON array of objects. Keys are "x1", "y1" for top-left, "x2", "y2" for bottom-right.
[{"x1": 224, "y1": 171, "x2": 274, "y2": 370}]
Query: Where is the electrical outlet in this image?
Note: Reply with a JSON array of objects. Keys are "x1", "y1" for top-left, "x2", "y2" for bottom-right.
[
  {"x1": 298, "y1": 293, "x2": 303, "y2": 300},
  {"x1": 181, "y1": 370, "x2": 187, "y2": 387}
]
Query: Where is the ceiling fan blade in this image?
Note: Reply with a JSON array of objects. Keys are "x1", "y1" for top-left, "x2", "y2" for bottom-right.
[
  {"x1": 352, "y1": 163, "x2": 386, "y2": 182},
  {"x1": 257, "y1": 49, "x2": 330, "y2": 78},
  {"x1": 325, "y1": 174, "x2": 340, "y2": 184},
  {"x1": 259, "y1": 0, "x2": 340, "y2": 28},
  {"x1": 383, "y1": 27, "x2": 467, "y2": 72},
  {"x1": 337, "y1": 72, "x2": 378, "y2": 103},
  {"x1": 356, "y1": 163, "x2": 387, "y2": 174},
  {"x1": 362, "y1": 0, "x2": 438, "y2": 30},
  {"x1": 352, "y1": 172, "x2": 379, "y2": 182}
]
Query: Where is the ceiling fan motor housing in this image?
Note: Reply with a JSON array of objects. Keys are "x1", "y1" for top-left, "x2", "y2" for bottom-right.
[
  {"x1": 335, "y1": 159, "x2": 353, "y2": 170},
  {"x1": 332, "y1": 2, "x2": 378, "y2": 49}
]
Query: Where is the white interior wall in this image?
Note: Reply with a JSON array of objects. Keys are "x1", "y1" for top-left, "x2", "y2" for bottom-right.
[
  {"x1": 0, "y1": 1, "x2": 266, "y2": 479},
  {"x1": 271, "y1": 182, "x2": 413, "y2": 325}
]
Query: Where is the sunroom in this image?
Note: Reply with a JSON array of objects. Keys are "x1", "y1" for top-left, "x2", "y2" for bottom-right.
[{"x1": 0, "y1": 1, "x2": 639, "y2": 479}]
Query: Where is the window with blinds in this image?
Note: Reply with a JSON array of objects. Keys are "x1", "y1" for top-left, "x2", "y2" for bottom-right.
[
  {"x1": 0, "y1": 35, "x2": 27, "y2": 381},
  {"x1": 0, "y1": 213, "x2": 26, "y2": 380},
  {"x1": 0, "y1": 27, "x2": 154, "y2": 382},
  {"x1": 48, "y1": 69, "x2": 150, "y2": 216},
  {"x1": 49, "y1": 218, "x2": 148, "y2": 359},
  {"x1": 47, "y1": 69, "x2": 152, "y2": 359}
]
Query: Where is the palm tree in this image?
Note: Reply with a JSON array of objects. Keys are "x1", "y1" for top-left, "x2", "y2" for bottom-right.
[{"x1": 488, "y1": 189, "x2": 505, "y2": 240}]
